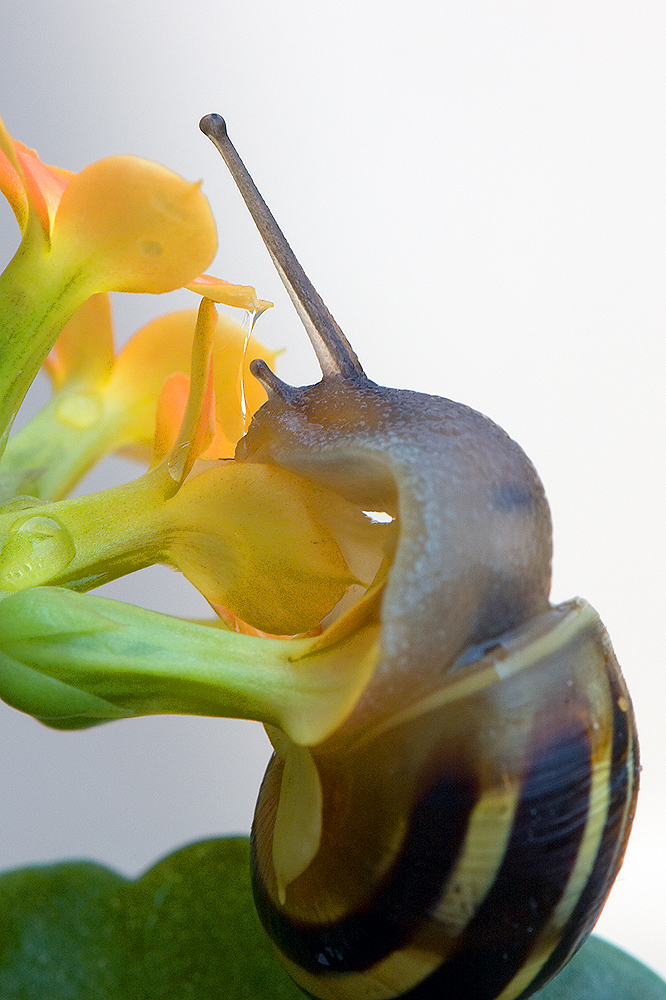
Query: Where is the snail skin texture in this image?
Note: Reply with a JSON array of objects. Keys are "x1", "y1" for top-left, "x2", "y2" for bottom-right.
[{"x1": 201, "y1": 115, "x2": 639, "y2": 1000}]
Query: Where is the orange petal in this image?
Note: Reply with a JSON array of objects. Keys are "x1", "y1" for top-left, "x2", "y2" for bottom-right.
[
  {"x1": 44, "y1": 293, "x2": 114, "y2": 391},
  {"x1": 152, "y1": 372, "x2": 190, "y2": 467},
  {"x1": 50, "y1": 157, "x2": 217, "y2": 294},
  {"x1": 186, "y1": 273, "x2": 272, "y2": 312},
  {"x1": 0, "y1": 115, "x2": 28, "y2": 230},
  {"x1": 163, "y1": 463, "x2": 357, "y2": 636},
  {"x1": 152, "y1": 371, "x2": 237, "y2": 466},
  {"x1": 0, "y1": 116, "x2": 72, "y2": 236},
  {"x1": 206, "y1": 321, "x2": 278, "y2": 455},
  {"x1": 207, "y1": 600, "x2": 321, "y2": 639},
  {"x1": 110, "y1": 309, "x2": 277, "y2": 462},
  {"x1": 203, "y1": 423, "x2": 237, "y2": 461},
  {"x1": 0, "y1": 147, "x2": 27, "y2": 231},
  {"x1": 14, "y1": 141, "x2": 71, "y2": 237}
]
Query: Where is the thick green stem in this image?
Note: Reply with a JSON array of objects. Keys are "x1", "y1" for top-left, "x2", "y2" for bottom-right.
[
  {"x1": 0, "y1": 463, "x2": 174, "y2": 592},
  {"x1": 0, "y1": 587, "x2": 378, "y2": 745}
]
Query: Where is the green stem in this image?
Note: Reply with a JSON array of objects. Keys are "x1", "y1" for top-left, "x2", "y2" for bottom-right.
[
  {"x1": 0, "y1": 228, "x2": 94, "y2": 446},
  {"x1": 1, "y1": 389, "x2": 129, "y2": 501},
  {"x1": 0, "y1": 464, "x2": 173, "y2": 592},
  {"x1": 0, "y1": 587, "x2": 378, "y2": 745}
]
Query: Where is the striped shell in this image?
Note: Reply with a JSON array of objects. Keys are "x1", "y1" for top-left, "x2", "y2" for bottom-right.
[{"x1": 251, "y1": 600, "x2": 638, "y2": 1000}]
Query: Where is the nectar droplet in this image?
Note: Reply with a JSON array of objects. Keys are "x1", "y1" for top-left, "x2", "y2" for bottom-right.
[{"x1": 239, "y1": 308, "x2": 258, "y2": 428}]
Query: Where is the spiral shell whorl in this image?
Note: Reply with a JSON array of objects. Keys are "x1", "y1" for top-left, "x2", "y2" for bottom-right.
[{"x1": 251, "y1": 602, "x2": 638, "y2": 1000}]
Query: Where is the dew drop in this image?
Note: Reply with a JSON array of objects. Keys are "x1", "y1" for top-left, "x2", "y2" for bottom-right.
[
  {"x1": 0, "y1": 497, "x2": 46, "y2": 516},
  {"x1": 0, "y1": 516, "x2": 76, "y2": 591},
  {"x1": 167, "y1": 441, "x2": 191, "y2": 483}
]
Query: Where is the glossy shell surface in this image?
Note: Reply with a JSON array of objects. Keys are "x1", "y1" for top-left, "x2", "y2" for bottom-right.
[{"x1": 251, "y1": 601, "x2": 638, "y2": 1000}]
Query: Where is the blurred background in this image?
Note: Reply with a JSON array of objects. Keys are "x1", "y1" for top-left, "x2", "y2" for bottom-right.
[{"x1": 0, "y1": 0, "x2": 664, "y2": 980}]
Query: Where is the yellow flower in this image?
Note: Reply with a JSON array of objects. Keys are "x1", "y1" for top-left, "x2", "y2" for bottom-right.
[
  {"x1": 0, "y1": 114, "x2": 391, "y2": 753},
  {"x1": 0, "y1": 115, "x2": 215, "y2": 288},
  {"x1": 0, "y1": 298, "x2": 378, "y2": 640},
  {"x1": 0, "y1": 115, "x2": 263, "y2": 441},
  {"x1": 3, "y1": 293, "x2": 276, "y2": 500}
]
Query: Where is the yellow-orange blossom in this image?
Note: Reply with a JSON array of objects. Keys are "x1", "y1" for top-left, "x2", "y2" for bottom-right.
[{"x1": 0, "y1": 115, "x2": 381, "y2": 751}]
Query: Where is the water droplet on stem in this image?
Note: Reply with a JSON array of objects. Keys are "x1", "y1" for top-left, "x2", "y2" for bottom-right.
[{"x1": 0, "y1": 515, "x2": 76, "y2": 590}]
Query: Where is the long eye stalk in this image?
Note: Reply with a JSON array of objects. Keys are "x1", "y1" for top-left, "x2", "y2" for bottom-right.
[{"x1": 200, "y1": 114, "x2": 365, "y2": 381}]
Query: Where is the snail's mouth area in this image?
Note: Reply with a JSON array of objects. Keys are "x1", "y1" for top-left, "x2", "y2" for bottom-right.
[{"x1": 207, "y1": 506, "x2": 397, "y2": 642}]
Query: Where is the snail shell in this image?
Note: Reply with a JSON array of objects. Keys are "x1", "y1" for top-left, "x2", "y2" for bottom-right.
[
  {"x1": 201, "y1": 115, "x2": 639, "y2": 1000},
  {"x1": 251, "y1": 599, "x2": 637, "y2": 1000}
]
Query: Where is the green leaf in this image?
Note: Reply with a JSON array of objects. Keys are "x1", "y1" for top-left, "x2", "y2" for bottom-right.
[
  {"x1": 0, "y1": 836, "x2": 662, "y2": 1000},
  {"x1": 535, "y1": 935, "x2": 666, "y2": 1000},
  {"x1": 0, "y1": 837, "x2": 301, "y2": 999}
]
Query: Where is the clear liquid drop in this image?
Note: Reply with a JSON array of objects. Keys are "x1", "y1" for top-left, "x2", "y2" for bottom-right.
[
  {"x1": 0, "y1": 515, "x2": 76, "y2": 591},
  {"x1": 167, "y1": 441, "x2": 191, "y2": 483},
  {"x1": 238, "y1": 309, "x2": 257, "y2": 430},
  {"x1": 0, "y1": 497, "x2": 46, "y2": 516},
  {"x1": 238, "y1": 304, "x2": 270, "y2": 432}
]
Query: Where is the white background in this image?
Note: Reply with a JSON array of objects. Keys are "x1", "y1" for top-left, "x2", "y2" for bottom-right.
[{"x1": 0, "y1": 0, "x2": 664, "y2": 982}]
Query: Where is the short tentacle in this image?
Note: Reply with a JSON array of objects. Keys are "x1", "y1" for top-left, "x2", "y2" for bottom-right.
[{"x1": 249, "y1": 358, "x2": 297, "y2": 401}]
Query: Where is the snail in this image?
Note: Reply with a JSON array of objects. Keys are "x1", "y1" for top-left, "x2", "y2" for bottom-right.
[{"x1": 200, "y1": 115, "x2": 639, "y2": 1000}]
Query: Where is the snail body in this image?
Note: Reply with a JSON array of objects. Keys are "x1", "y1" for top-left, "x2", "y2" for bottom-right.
[
  {"x1": 237, "y1": 373, "x2": 552, "y2": 728},
  {"x1": 201, "y1": 116, "x2": 639, "y2": 1000}
]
